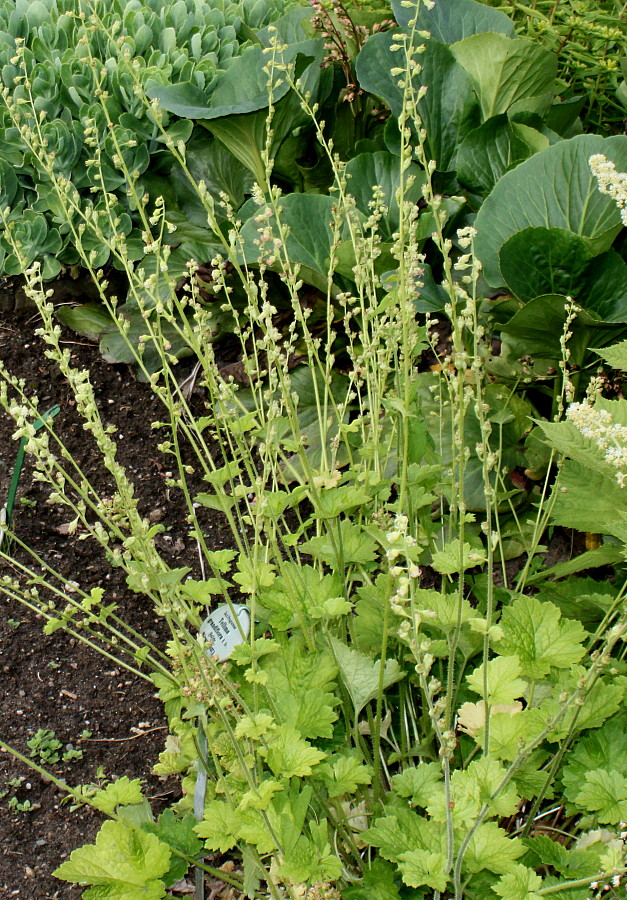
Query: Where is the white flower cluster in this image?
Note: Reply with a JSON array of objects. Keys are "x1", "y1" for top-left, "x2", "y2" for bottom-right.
[
  {"x1": 566, "y1": 400, "x2": 627, "y2": 487},
  {"x1": 589, "y1": 153, "x2": 627, "y2": 226}
]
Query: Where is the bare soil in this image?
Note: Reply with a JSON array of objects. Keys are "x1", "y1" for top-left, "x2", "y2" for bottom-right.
[{"x1": 0, "y1": 307, "x2": 235, "y2": 899}]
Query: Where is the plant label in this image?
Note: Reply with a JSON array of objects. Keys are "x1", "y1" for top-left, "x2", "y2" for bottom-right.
[{"x1": 199, "y1": 604, "x2": 250, "y2": 661}]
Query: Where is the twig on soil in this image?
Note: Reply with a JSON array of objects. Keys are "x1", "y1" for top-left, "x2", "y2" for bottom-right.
[{"x1": 83, "y1": 725, "x2": 167, "y2": 743}]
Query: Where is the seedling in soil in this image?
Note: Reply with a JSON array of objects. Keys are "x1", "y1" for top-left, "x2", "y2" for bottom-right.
[
  {"x1": 0, "y1": 776, "x2": 24, "y2": 800},
  {"x1": 27, "y1": 729, "x2": 83, "y2": 765},
  {"x1": 28, "y1": 729, "x2": 63, "y2": 764},
  {"x1": 63, "y1": 766, "x2": 111, "y2": 810},
  {"x1": 19, "y1": 497, "x2": 37, "y2": 516},
  {"x1": 1, "y1": 776, "x2": 38, "y2": 813},
  {"x1": 7, "y1": 797, "x2": 33, "y2": 813}
]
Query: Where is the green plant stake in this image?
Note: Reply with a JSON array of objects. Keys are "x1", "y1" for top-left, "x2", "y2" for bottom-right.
[{"x1": 0, "y1": 404, "x2": 60, "y2": 551}]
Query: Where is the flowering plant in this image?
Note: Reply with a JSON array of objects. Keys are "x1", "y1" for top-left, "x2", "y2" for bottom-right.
[{"x1": 2, "y1": 2, "x2": 627, "y2": 899}]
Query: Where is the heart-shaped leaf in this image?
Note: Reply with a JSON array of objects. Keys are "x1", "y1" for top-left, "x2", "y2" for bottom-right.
[
  {"x1": 452, "y1": 33, "x2": 557, "y2": 120},
  {"x1": 391, "y1": 0, "x2": 515, "y2": 42},
  {"x1": 499, "y1": 228, "x2": 593, "y2": 302},
  {"x1": 499, "y1": 294, "x2": 601, "y2": 360},
  {"x1": 240, "y1": 193, "x2": 339, "y2": 289},
  {"x1": 474, "y1": 134, "x2": 627, "y2": 286},
  {"x1": 356, "y1": 33, "x2": 480, "y2": 172},
  {"x1": 456, "y1": 115, "x2": 549, "y2": 195},
  {"x1": 345, "y1": 151, "x2": 425, "y2": 241}
]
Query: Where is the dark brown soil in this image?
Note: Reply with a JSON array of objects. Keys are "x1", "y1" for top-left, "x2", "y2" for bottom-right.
[{"x1": 0, "y1": 308, "x2": 235, "y2": 898}]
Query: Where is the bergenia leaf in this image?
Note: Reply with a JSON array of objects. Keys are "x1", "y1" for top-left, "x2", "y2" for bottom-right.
[
  {"x1": 391, "y1": 0, "x2": 515, "y2": 40},
  {"x1": 355, "y1": 33, "x2": 480, "y2": 172},
  {"x1": 456, "y1": 115, "x2": 548, "y2": 196},
  {"x1": 475, "y1": 134, "x2": 627, "y2": 287},
  {"x1": 344, "y1": 150, "x2": 425, "y2": 241},
  {"x1": 499, "y1": 228, "x2": 593, "y2": 303},
  {"x1": 451, "y1": 33, "x2": 557, "y2": 120}
]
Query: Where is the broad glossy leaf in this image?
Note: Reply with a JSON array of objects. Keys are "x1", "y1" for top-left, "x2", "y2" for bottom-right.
[
  {"x1": 256, "y1": 7, "x2": 313, "y2": 46},
  {"x1": 415, "y1": 375, "x2": 531, "y2": 509},
  {"x1": 499, "y1": 294, "x2": 601, "y2": 360},
  {"x1": 545, "y1": 94, "x2": 586, "y2": 137},
  {"x1": 210, "y1": 63, "x2": 331, "y2": 186},
  {"x1": 355, "y1": 33, "x2": 480, "y2": 172},
  {"x1": 391, "y1": 0, "x2": 515, "y2": 40},
  {"x1": 56, "y1": 303, "x2": 116, "y2": 341},
  {"x1": 578, "y1": 250, "x2": 627, "y2": 323},
  {"x1": 499, "y1": 228, "x2": 592, "y2": 302},
  {"x1": 414, "y1": 263, "x2": 449, "y2": 313},
  {"x1": 170, "y1": 133, "x2": 253, "y2": 223},
  {"x1": 240, "y1": 193, "x2": 336, "y2": 285},
  {"x1": 234, "y1": 365, "x2": 351, "y2": 481},
  {"x1": 149, "y1": 41, "x2": 310, "y2": 118},
  {"x1": 452, "y1": 33, "x2": 557, "y2": 120},
  {"x1": 150, "y1": 41, "x2": 326, "y2": 185},
  {"x1": 345, "y1": 151, "x2": 425, "y2": 241},
  {"x1": 99, "y1": 306, "x2": 195, "y2": 376},
  {"x1": 474, "y1": 134, "x2": 627, "y2": 287},
  {"x1": 456, "y1": 115, "x2": 548, "y2": 195}
]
